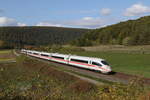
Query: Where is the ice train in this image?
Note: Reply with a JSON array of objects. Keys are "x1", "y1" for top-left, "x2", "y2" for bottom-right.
[{"x1": 21, "y1": 49, "x2": 112, "y2": 74}]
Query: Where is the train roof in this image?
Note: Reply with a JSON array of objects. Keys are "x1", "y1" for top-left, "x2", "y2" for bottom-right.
[
  {"x1": 69, "y1": 55, "x2": 104, "y2": 61},
  {"x1": 51, "y1": 53, "x2": 69, "y2": 57},
  {"x1": 41, "y1": 52, "x2": 51, "y2": 55},
  {"x1": 50, "y1": 53, "x2": 104, "y2": 61},
  {"x1": 23, "y1": 49, "x2": 105, "y2": 61}
]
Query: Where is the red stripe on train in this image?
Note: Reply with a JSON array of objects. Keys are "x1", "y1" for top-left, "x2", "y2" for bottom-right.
[{"x1": 28, "y1": 53, "x2": 108, "y2": 71}]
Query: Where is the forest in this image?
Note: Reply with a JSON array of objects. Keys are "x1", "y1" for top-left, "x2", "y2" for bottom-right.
[
  {"x1": 0, "y1": 26, "x2": 89, "y2": 49},
  {"x1": 1, "y1": 15, "x2": 150, "y2": 49},
  {"x1": 71, "y1": 16, "x2": 150, "y2": 46}
]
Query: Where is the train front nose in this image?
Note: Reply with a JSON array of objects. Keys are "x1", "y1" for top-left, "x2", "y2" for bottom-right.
[{"x1": 102, "y1": 65, "x2": 112, "y2": 73}]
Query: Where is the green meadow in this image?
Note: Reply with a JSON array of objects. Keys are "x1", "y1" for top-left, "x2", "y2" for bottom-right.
[
  {"x1": 64, "y1": 51, "x2": 150, "y2": 78},
  {"x1": 0, "y1": 50, "x2": 12, "y2": 54},
  {"x1": 0, "y1": 50, "x2": 16, "y2": 62}
]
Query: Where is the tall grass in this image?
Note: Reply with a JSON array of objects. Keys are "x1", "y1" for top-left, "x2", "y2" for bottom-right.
[{"x1": 0, "y1": 56, "x2": 97, "y2": 100}]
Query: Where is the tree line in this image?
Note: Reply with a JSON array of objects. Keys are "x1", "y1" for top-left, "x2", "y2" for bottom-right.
[
  {"x1": 0, "y1": 26, "x2": 89, "y2": 49},
  {"x1": 71, "y1": 16, "x2": 150, "y2": 46}
]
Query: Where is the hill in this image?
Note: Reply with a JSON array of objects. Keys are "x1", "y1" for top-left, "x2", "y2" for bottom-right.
[
  {"x1": 71, "y1": 16, "x2": 150, "y2": 46},
  {"x1": 0, "y1": 26, "x2": 89, "y2": 48}
]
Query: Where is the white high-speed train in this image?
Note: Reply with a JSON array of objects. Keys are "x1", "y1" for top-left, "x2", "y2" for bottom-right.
[{"x1": 21, "y1": 49, "x2": 112, "y2": 74}]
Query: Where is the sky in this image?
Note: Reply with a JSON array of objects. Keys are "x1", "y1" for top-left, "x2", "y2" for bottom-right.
[{"x1": 0, "y1": 0, "x2": 150, "y2": 28}]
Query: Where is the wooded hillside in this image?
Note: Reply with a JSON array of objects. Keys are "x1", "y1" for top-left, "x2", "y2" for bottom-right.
[
  {"x1": 71, "y1": 16, "x2": 150, "y2": 46},
  {"x1": 0, "y1": 26, "x2": 89, "y2": 48}
]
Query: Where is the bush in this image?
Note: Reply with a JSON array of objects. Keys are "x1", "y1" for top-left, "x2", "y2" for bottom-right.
[
  {"x1": 68, "y1": 80, "x2": 96, "y2": 93},
  {"x1": 97, "y1": 78, "x2": 146, "y2": 100},
  {"x1": 0, "y1": 40, "x2": 14, "y2": 49}
]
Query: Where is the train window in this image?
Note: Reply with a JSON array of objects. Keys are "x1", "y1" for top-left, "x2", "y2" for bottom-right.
[
  {"x1": 33, "y1": 53, "x2": 38, "y2": 55},
  {"x1": 41, "y1": 54, "x2": 49, "y2": 57},
  {"x1": 71, "y1": 59, "x2": 88, "y2": 64},
  {"x1": 101, "y1": 61, "x2": 109, "y2": 65},
  {"x1": 51, "y1": 56, "x2": 64, "y2": 59},
  {"x1": 92, "y1": 62, "x2": 102, "y2": 66}
]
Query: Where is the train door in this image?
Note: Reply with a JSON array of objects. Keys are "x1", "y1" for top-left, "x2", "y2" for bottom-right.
[
  {"x1": 88, "y1": 60, "x2": 94, "y2": 70},
  {"x1": 64, "y1": 55, "x2": 70, "y2": 64},
  {"x1": 89, "y1": 60, "x2": 92, "y2": 65},
  {"x1": 66, "y1": 55, "x2": 71, "y2": 64}
]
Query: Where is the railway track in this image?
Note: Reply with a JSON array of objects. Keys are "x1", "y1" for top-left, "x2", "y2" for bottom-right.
[
  {"x1": 14, "y1": 49, "x2": 150, "y2": 85},
  {"x1": 23, "y1": 53, "x2": 150, "y2": 85}
]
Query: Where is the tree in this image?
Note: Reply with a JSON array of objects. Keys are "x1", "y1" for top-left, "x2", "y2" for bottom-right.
[
  {"x1": 0, "y1": 40, "x2": 13, "y2": 49},
  {"x1": 122, "y1": 37, "x2": 131, "y2": 46},
  {"x1": 0, "y1": 40, "x2": 5, "y2": 48},
  {"x1": 71, "y1": 16, "x2": 150, "y2": 46}
]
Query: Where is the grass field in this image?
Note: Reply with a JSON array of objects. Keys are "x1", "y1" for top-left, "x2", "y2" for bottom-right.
[
  {"x1": 0, "y1": 50, "x2": 12, "y2": 54},
  {"x1": 38, "y1": 45, "x2": 150, "y2": 78},
  {"x1": 0, "y1": 50, "x2": 16, "y2": 62},
  {"x1": 63, "y1": 50, "x2": 150, "y2": 78},
  {"x1": 82, "y1": 45, "x2": 150, "y2": 54}
]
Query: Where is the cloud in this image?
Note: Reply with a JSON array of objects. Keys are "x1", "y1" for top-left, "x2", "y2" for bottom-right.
[
  {"x1": 36, "y1": 17, "x2": 105, "y2": 28},
  {"x1": 0, "y1": 17, "x2": 26, "y2": 26},
  {"x1": 36, "y1": 17, "x2": 116, "y2": 28},
  {"x1": 36, "y1": 22, "x2": 62, "y2": 27},
  {"x1": 100, "y1": 8, "x2": 111, "y2": 15},
  {"x1": 82, "y1": 17, "x2": 93, "y2": 21},
  {"x1": 65, "y1": 17, "x2": 107, "y2": 28},
  {"x1": 124, "y1": 3, "x2": 150, "y2": 16},
  {"x1": 18, "y1": 23, "x2": 26, "y2": 26},
  {"x1": 51, "y1": 9, "x2": 98, "y2": 15}
]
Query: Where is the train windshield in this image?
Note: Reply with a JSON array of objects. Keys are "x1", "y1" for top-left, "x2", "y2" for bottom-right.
[
  {"x1": 101, "y1": 61, "x2": 109, "y2": 65},
  {"x1": 92, "y1": 62, "x2": 102, "y2": 66}
]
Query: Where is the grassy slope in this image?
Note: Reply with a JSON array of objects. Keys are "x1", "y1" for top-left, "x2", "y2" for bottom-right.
[
  {"x1": 64, "y1": 51, "x2": 150, "y2": 78},
  {"x1": 0, "y1": 56, "x2": 97, "y2": 100}
]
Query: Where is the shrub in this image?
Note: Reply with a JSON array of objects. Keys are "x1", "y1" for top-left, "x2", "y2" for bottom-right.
[
  {"x1": 68, "y1": 80, "x2": 96, "y2": 93},
  {"x1": 97, "y1": 78, "x2": 146, "y2": 100}
]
